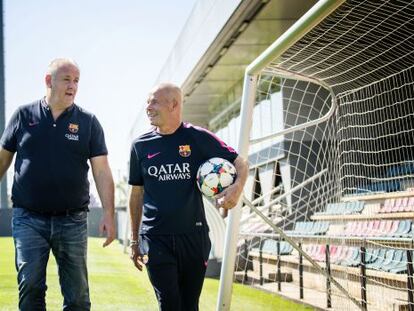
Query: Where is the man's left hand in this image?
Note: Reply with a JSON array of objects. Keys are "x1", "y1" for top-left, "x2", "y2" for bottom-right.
[
  {"x1": 215, "y1": 183, "x2": 243, "y2": 210},
  {"x1": 99, "y1": 212, "x2": 116, "y2": 247}
]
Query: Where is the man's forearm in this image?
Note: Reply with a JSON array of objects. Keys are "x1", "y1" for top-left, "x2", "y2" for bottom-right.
[
  {"x1": 95, "y1": 168, "x2": 115, "y2": 214},
  {"x1": 0, "y1": 148, "x2": 15, "y2": 180},
  {"x1": 233, "y1": 156, "x2": 249, "y2": 192},
  {"x1": 129, "y1": 187, "x2": 143, "y2": 241},
  {"x1": 90, "y1": 156, "x2": 115, "y2": 214}
]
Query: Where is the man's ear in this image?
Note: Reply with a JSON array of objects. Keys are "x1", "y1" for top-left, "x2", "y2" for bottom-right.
[
  {"x1": 45, "y1": 74, "x2": 52, "y2": 88},
  {"x1": 171, "y1": 98, "x2": 179, "y2": 110}
]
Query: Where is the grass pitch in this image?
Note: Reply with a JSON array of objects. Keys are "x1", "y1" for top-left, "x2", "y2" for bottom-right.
[{"x1": 0, "y1": 237, "x2": 311, "y2": 310}]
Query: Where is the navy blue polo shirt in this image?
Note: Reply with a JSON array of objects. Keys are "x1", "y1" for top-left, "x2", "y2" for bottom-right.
[
  {"x1": 0, "y1": 98, "x2": 108, "y2": 213},
  {"x1": 128, "y1": 122, "x2": 238, "y2": 235}
]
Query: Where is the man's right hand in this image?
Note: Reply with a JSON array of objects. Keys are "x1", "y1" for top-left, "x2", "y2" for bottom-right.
[{"x1": 130, "y1": 244, "x2": 148, "y2": 271}]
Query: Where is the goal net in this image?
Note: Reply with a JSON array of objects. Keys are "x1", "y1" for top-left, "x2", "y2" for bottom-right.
[{"x1": 217, "y1": 0, "x2": 414, "y2": 310}]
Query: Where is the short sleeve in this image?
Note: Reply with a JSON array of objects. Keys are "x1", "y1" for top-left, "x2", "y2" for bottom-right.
[
  {"x1": 0, "y1": 108, "x2": 21, "y2": 152},
  {"x1": 196, "y1": 127, "x2": 238, "y2": 163},
  {"x1": 128, "y1": 143, "x2": 143, "y2": 186},
  {"x1": 89, "y1": 115, "x2": 108, "y2": 158}
]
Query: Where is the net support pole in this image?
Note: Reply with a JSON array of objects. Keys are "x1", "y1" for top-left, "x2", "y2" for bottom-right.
[
  {"x1": 326, "y1": 244, "x2": 332, "y2": 309},
  {"x1": 216, "y1": 74, "x2": 257, "y2": 311},
  {"x1": 360, "y1": 246, "x2": 367, "y2": 311},
  {"x1": 299, "y1": 242, "x2": 304, "y2": 299},
  {"x1": 407, "y1": 246, "x2": 414, "y2": 311},
  {"x1": 259, "y1": 240, "x2": 264, "y2": 286},
  {"x1": 277, "y1": 239, "x2": 281, "y2": 291},
  {"x1": 243, "y1": 239, "x2": 249, "y2": 283}
]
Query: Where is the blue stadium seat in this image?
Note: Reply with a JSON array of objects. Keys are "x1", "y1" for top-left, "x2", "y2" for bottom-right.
[
  {"x1": 381, "y1": 250, "x2": 404, "y2": 272},
  {"x1": 365, "y1": 248, "x2": 380, "y2": 264},
  {"x1": 387, "y1": 162, "x2": 414, "y2": 178},
  {"x1": 341, "y1": 247, "x2": 360, "y2": 267},
  {"x1": 366, "y1": 249, "x2": 387, "y2": 270},
  {"x1": 254, "y1": 239, "x2": 293, "y2": 256},
  {"x1": 389, "y1": 251, "x2": 410, "y2": 274},
  {"x1": 370, "y1": 249, "x2": 395, "y2": 271},
  {"x1": 393, "y1": 220, "x2": 412, "y2": 237}
]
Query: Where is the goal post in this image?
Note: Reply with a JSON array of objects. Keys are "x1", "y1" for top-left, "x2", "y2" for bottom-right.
[
  {"x1": 217, "y1": 74, "x2": 257, "y2": 311},
  {"x1": 216, "y1": 1, "x2": 346, "y2": 310},
  {"x1": 217, "y1": 0, "x2": 414, "y2": 310}
]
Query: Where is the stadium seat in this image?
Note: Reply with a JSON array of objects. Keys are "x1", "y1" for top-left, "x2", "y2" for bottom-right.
[
  {"x1": 381, "y1": 221, "x2": 393, "y2": 236},
  {"x1": 404, "y1": 197, "x2": 414, "y2": 212},
  {"x1": 257, "y1": 239, "x2": 293, "y2": 256},
  {"x1": 377, "y1": 249, "x2": 397, "y2": 271},
  {"x1": 324, "y1": 245, "x2": 339, "y2": 259},
  {"x1": 303, "y1": 244, "x2": 319, "y2": 261},
  {"x1": 356, "y1": 221, "x2": 367, "y2": 237},
  {"x1": 355, "y1": 222, "x2": 365, "y2": 237},
  {"x1": 344, "y1": 222, "x2": 358, "y2": 237},
  {"x1": 331, "y1": 245, "x2": 351, "y2": 265},
  {"x1": 290, "y1": 221, "x2": 330, "y2": 236},
  {"x1": 387, "y1": 220, "x2": 400, "y2": 237},
  {"x1": 363, "y1": 221, "x2": 375, "y2": 236},
  {"x1": 399, "y1": 197, "x2": 409, "y2": 211},
  {"x1": 387, "y1": 162, "x2": 414, "y2": 178},
  {"x1": 374, "y1": 220, "x2": 387, "y2": 236},
  {"x1": 366, "y1": 249, "x2": 387, "y2": 270},
  {"x1": 353, "y1": 201, "x2": 365, "y2": 213},
  {"x1": 371, "y1": 220, "x2": 381, "y2": 235},
  {"x1": 315, "y1": 245, "x2": 326, "y2": 262},
  {"x1": 318, "y1": 222, "x2": 327, "y2": 235},
  {"x1": 326, "y1": 223, "x2": 344, "y2": 236},
  {"x1": 306, "y1": 244, "x2": 318, "y2": 258},
  {"x1": 389, "y1": 251, "x2": 410, "y2": 274},
  {"x1": 381, "y1": 249, "x2": 404, "y2": 272},
  {"x1": 392, "y1": 198, "x2": 405, "y2": 212},
  {"x1": 336, "y1": 247, "x2": 344, "y2": 264},
  {"x1": 381, "y1": 199, "x2": 395, "y2": 213},
  {"x1": 337, "y1": 247, "x2": 351, "y2": 265},
  {"x1": 309, "y1": 222, "x2": 321, "y2": 235},
  {"x1": 393, "y1": 220, "x2": 412, "y2": 237},
  {"x1": 362, "y1": 180, "x2": 401, "y2": 193},
  {"x1": 341, "y1": 247, "x2": 360, "y2": 267},
  {"x1": 365, "y1": 248, "x2": 380, "y2": 264},
  {"x1": 362, "y1": 203, "x2": 381, "y2": 215},
  {"x1": 280, "y1": 242, "x2": 293, "y2": 255}
]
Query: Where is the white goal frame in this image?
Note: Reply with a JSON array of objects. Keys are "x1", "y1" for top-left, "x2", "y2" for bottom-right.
[{"x1": 216, "y1": 1, "x2": 347, "y2": 310}]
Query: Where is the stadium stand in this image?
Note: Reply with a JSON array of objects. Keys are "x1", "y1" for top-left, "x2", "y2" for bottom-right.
[{"x1": 206, "y1": 0, "x2": 414, "y2": 309}]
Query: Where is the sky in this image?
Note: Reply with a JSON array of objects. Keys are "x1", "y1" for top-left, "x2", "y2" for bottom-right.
[{"x1": 4, "y1": 0, "x2": 197, "y2": 181}]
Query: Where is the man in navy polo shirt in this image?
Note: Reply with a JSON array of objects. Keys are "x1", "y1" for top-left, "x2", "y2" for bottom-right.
[
  {"x1": 128, "y1": 83, "x2": 248, "y2": 310},
  {"x1": 0, "y1": 58, "x2": 116, "y2": 310}
]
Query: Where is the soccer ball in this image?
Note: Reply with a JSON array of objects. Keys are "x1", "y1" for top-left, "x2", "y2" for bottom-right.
[{"x1": 196, "y1": 157, "x2": 237, "y2": 197}]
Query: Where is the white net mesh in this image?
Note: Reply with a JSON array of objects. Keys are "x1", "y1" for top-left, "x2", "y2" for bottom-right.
[{"x1": 213, "y1": 0, "x2": 414, "y2": 310}]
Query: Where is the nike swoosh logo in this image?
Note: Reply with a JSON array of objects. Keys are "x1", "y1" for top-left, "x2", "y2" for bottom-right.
[{"x1": 147, "y1": 152, "x2": 161, "y2": 159}]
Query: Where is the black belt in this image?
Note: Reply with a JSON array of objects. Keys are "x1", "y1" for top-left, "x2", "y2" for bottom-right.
[{"x1": 20, "y1": 207, "x2": 89, "y2": 217}]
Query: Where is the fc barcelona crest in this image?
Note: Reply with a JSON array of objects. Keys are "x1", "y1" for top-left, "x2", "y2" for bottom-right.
[
  {"x1": 179, "y1": 145, "x2": 191, "y2": 157},
  {"x1": 68, "y1": 123, "x2": 79, "y2": 133}
]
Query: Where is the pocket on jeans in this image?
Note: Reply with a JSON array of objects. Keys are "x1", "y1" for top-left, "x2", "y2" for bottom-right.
[
  {"x1": 12, "y1": 207, "x2": 29, "y2": 218},
  {"x1": 69, "y1": 211, "x2": 88, "y2": 222}
]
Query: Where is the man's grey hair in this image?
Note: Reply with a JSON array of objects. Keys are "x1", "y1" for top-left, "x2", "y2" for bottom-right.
[
  {"x1": 156, "y1": 82, "x2": 183, "y2": 105},
  {"x1": 47, "y1": 58, "x2": 80, "y2": 78}
]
